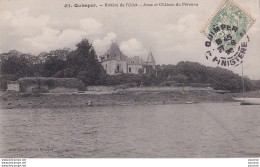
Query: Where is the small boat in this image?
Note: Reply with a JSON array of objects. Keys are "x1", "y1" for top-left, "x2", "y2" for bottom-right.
[
  {"x1": 233, "y1": 98, "x2": 260, "y2": 105},
  {"x1": 185, "y1": 101, "x2": 199, "y2": 104}
]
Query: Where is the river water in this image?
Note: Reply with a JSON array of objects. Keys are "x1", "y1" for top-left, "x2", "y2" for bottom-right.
[{"x1": 0, "y1": 103, "x2": 259, "y2": 158}]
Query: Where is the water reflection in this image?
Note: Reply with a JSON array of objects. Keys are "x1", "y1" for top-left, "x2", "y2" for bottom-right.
[{"x1": 0, "y1": 103, "x2": 259, "y2": 158}]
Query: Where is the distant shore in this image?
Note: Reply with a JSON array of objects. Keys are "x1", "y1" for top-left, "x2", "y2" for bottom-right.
[{"x1": 1, "y1": 86, "x2": 260, "y2": 109}]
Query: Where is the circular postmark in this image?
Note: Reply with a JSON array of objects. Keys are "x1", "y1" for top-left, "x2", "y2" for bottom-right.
[
  {"x1": 203, "y1": 24, "x2": 250, "y2": 67},
  {"x1": 200, "y1": 0, "x2": 256, "y2": 67}
]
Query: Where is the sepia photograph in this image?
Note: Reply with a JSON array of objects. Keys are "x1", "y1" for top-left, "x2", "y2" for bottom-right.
[{"x1": 0, "y1": 0, "x2": 259, "y2": 162}]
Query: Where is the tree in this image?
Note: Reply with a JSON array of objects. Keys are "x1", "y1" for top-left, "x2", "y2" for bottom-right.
[
  {"x1": 43, "y1": 55, "x2": 67, "y2": 77},
  {"x1": 0, "y1": 50, "x2": 33, "y2": 79},
  {"x1": 67, "y1": 39, "x2": 104, "y2": 85},
  {"x1": 144, "y1": 65, "x2": 156, "y2": 76},
  {"x1": 49, "y1": 48, "x2": 71, "y2": 60},
  {"x1": 55, "y1": 68, "x2": 75, "y2": 78},
  {"x1": 38, "y1": 49, "x2": 71, "y2": 77}
]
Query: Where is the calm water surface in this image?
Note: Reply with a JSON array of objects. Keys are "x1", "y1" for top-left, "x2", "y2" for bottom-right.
[{"x1": 0, "y1": 103, "x2": 260, "y2": 158}]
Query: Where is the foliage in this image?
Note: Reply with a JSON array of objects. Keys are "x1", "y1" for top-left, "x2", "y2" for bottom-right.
[
  {"x1": 55, "y1": 68, "x2": 75, "y2": 78},
  {"x1": 66, "y1": 39, "x2": 104, "y2": 85},
  {"x1": 0, "y1": 39, "x2": 256, "y2": 93},
  {"x1": 0, "y1": 50, "x2": 33, "y2": 78},
  {"x1": 100, "y1": 73, "x2": 161, "y2": 86},
  {"x1": 158, "y1": 61, "x2": 255, "y2": 92},
  {"x1": 43, "y1": 56, "x2": 67, "y2": 77},
  {"x1": 18, "y1": 77, "x2": 85, "y2": 92},
  {"x1": 252, "y1": 80, "x2": 260, "y2": 90},
  {"x1": 0, "y1": 76, "x2": 9, "y2": 91},
  {"x1": 103, "y1": 74, "x2": 142, "y2": 86},
  {"x1": 0, "y1": 43, "x2": 104, "y2": 86}
]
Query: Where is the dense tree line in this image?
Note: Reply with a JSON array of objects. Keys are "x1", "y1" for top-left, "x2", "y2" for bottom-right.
[
  {"x1": 102, "y1": 62, "x2": 255, "y2": 92},
  {"x1": 156, "y1": 62, "x2": 255, "y2": 92},
  {"x1": 0, "y1": 38, "x2": 256, "y2": 92},
  {"x1": 252, "y1": 80, "x2": 260, "y2": 90},
  {"x1": 0, "y1": 39, "x2": 104, "y2": 87}
]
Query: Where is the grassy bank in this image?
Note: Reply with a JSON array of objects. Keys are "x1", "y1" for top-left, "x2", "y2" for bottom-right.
[{"x1": 2, "y1": 86, "x2": 260, "y2": 109}]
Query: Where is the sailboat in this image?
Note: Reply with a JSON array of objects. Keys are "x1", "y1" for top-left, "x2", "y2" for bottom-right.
[{"x1": 232, "y1": 63, "x2": 260, "y2": 105}]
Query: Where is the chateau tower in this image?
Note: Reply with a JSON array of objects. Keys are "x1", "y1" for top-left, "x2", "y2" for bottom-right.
[{"x1": 146, "y1": 50, "x2": 155, "y2": 68}]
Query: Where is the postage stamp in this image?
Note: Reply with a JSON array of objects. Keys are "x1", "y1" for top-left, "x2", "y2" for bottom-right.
[{"x1": 201, "y1": 0, "x2": 256, "y2": 54}]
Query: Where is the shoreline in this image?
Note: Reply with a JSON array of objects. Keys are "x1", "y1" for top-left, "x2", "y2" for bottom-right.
[{"x1": 1, "y1": 87, "x2": 260, "y2": 109}]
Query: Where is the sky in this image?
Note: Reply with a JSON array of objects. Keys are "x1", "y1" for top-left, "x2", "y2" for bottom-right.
[{"x1": 0, "y1": 0, "x2": 259, "y2": 79}]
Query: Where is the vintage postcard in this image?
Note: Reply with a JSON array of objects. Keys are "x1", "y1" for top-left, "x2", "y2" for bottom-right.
[{"x1": 0, "y1": 0, "x2": 259, "y2": 162}]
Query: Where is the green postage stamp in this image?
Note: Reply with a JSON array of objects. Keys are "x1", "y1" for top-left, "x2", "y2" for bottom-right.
[{"x1": 201, "y1": 0, "x2": 256, "y2": 54}]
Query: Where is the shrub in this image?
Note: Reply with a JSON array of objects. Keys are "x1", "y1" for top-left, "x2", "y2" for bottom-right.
[
  {"x1": 160, "y1": 81, "x2": 176, "y2": 86},
  {"x1": 18, "y1": 77, "x2": 85, "y2": 92},
  {"x1": 0, "y1": 76, "x2": 8, "y2": 91},
  {"x1": 252, "y1": 80, "x2": 260, "y2": 90},
  {"x1": 103, "y1": 74, "x2": 143, "y2": 86},
  {"x1": 32, "y1": 86, "x2": 49, "y2": 93},
  {"x1": 0, "y1": 75, "x2": 19, "y2": 91},
  {"x1": 55, "y1": 68, "x2": 75, "y2": 78},
  {"x1": 115, "y1": 83, "x2": 138, "y2": 90}
]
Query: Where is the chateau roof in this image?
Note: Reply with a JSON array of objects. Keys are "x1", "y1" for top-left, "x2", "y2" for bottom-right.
[
  {"x1": 106, "y1": 42, "x2": 126, "y2": 60},
  {"x1": 100, "y1": 42, "x2": 154, "y2": 65},
  {"x1": 126, "y1": 56, "x2": 146, "y2": 65}
]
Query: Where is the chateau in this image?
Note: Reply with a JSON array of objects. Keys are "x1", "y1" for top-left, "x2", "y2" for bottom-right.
[{"x1": 99, "y1": 42, "x2": 155, "y2": 75}]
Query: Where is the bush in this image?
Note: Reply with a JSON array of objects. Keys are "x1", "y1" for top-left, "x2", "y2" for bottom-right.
[
  {"x1": 18, "y1": 77, "x2": 85, "y2": 92},
  {"x1": 159, "y1": 62, "x2": 255, "y2": 92},
  {"x1": 55, "y1": 68, "x2": 75, "y2": 78},
  {"x1": 103, "y1": 74, "x2": 143, "y2": 86},
  {"x1": 0, "y1": 76, "x2": 8, "y2": 91},
  {"x1": 252, "y1": 80, "x2": 260, "y2": 90},
  {"x1": 98, "y1": 73, "x2": 162, "y2": 87},
  {"x1": 0, "y1": 75, "x2": 19, "y2": 91},
  {"x1": 32, "y1": 86, "x2": 49, "y2": 93},
  {"x1": 141, "y1": 74, "x2": 161, "y2": 86},
  {"x1": 115, "y1": 83, "x2": 138, "y2": 90}
]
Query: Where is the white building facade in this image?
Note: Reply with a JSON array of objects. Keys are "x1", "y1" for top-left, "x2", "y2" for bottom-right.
[{"x1": 100, "y1": 42, "x2": 155, "y2": 75}]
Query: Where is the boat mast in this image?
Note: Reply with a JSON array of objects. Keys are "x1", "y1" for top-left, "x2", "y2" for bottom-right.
[{"x1": 241, "y1": 62, "x2": 245, "y2": 96}]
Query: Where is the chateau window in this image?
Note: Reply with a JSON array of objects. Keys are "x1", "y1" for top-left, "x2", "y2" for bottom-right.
[
  {"x1": 129, "y1": 67, "x2": 131, "y2": 73},
  {"x1": 105, "y1": 64, "x2": 107, "y2": 69},
  {"x1": 117, "y1": 65, "x2": 120, "y2": 71}
]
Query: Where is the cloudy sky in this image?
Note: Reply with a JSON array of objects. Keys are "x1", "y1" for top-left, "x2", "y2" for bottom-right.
[{"x1": 0, "y1": 0, "x2": 259, "y2": 79}]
